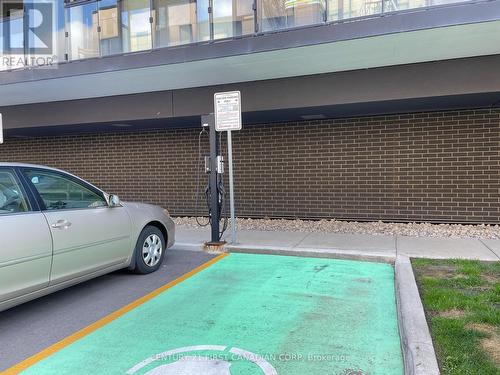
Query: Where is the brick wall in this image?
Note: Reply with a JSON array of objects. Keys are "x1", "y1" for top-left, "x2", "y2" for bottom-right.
[{"x1": 1, "y1": 108, "x2": 499, "y2": 223}]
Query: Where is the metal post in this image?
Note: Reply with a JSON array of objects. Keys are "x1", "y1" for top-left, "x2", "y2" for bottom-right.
[
  {"x1": 227, "y1": 130, "x2": 236, "y2": 243},
  {"x1": 207, "y1": 114, "x2": 220, "y2": 243},
  {"x1": 209, "y1": 0, "x2": 214, "y2": 41},
  {"x1": 0, "y1": 113, "x2": 4, "y2": 144},
  {"x1": 253, "y1": 0, "x2": 258, "y2": 34}
]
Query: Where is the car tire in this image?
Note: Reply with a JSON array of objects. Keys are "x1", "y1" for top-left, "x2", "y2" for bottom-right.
[{"x1": 133, "y1": 226, "x2": 166, "y2": 274}]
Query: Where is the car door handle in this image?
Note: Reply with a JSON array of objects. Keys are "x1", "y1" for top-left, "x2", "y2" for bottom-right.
[{"x1": 51, "y1": 220, "x2": 72, "y2": 230}]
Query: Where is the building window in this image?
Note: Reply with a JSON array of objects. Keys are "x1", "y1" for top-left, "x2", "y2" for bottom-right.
[
  {"x1": 121, "y1": 0, "x2": 152, "y2": 52},
  {"x1": 153, "y1": 0, "x2": 206, "y2": 47},
  {"x1": 98, "y1": 0, "x2": 120, "y2": 56},
  {"x1": 328, "y1": 0, "x2": 382, "y2": 21},
  {"x1": 66, "y1": 0, "x2": 100, "y2": 60},
  {"x1": 259, "y1": 0, "x2": 325, "y2": 32}
]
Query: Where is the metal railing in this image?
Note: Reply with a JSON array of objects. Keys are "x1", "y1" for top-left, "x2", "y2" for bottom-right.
[{"x1": 0, "y1": 0, "x2": 474, "y2": 71}]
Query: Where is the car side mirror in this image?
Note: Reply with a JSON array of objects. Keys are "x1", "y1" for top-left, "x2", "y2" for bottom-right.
[{"x1": 108, "y1": 194, "x2": 121, "y2": 207}]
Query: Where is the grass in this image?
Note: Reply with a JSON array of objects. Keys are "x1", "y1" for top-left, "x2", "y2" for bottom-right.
[{"x1": 412, "y1": 258, "x2": 500, "y2": 375}]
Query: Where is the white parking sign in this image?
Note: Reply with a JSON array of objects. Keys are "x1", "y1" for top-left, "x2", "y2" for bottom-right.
[{"x1": 214, "y1": 91, "x2": 242, "y2": 132}]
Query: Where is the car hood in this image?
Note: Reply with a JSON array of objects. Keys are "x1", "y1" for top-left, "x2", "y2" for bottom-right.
[
  {"x1": 121, "y1": 201, "x2": 170, "y2": 217},
  {"x1": 121, "y1": 201, "x2": 159, "y2": 211}
]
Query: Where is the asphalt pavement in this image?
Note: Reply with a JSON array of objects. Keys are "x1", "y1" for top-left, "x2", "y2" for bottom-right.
[{"x1": 0, "y1": 249, "x2": 215, "y2": 372}]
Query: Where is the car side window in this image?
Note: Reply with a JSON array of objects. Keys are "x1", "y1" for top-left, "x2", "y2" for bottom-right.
[
  {"x1": 0, "y1": 170, "x2": 30, "y2": 215},
  {"x1": 24, "y1": 170, "x2": 107, "y2": 211}
]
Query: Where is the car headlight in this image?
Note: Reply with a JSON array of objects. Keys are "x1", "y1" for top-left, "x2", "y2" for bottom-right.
[{"x1": 163, "y1": 209, "x2": 170, "y2": 217}]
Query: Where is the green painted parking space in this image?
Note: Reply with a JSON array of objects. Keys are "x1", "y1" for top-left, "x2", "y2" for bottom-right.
[{"x1": 19, "y1": 253, "x2": 403, "y2": 375}]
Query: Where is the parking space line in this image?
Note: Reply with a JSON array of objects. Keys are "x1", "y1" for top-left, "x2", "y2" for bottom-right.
[{"x1": 3, "y1": 253, "x2": 229, "y2": 375}]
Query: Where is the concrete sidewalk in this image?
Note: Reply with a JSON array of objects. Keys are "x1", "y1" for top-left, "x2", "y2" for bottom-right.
[{"x1": 172, "y1": 226, "x2": 500, "y2": 262}]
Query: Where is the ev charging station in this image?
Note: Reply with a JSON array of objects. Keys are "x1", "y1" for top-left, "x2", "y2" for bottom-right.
[
  {"x1": 199, "y1": 113, "x2": 226, "y2": 245},
  {"x1": 197, "y1": 92, "x2": 241, "y2": 246}
]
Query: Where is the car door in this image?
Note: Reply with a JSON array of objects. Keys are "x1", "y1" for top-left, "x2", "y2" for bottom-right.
[
  {"x1": 21, "y1": 168, "x2": 132, "y2": 285},
  {"x1": 0, "y1": 168, "x2": 52, "y2": 303}
]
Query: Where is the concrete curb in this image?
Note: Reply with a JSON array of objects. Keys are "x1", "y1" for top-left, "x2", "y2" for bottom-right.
[
  {"x1": 173, "y1": 242, "x2": 396, "y2": 263},
  {"x1": 226, "y1": 244, "x2": 396, "y2": 264},
  {"x1": 395, "y1": 255, "x2": 440, "y2": 375}
]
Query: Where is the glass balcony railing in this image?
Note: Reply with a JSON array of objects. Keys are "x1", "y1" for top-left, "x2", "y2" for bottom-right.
[{"x1": 0, "y1": 0, "x2": 475, "y2": 71}]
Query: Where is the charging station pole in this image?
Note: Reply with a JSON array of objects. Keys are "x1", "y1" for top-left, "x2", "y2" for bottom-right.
[
  {"x1": 227, "y1": 130, "x2": 236, "y2": 244},
  {"x1": 202, "y1": 114, "x2": 221, "y2": 244}
]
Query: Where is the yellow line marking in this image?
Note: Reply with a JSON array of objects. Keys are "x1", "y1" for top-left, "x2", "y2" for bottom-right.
[{"x1": 4, "y1": 253, "x2": 229, "y2": 375}]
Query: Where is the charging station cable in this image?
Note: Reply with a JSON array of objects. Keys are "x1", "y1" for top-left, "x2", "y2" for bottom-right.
[{"x1": 218, "y1": 178, "x2": 228, "y2": 239}]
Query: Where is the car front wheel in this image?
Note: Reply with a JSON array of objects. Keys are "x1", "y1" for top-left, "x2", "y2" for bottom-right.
[{"x1": 133, "y1": 226, "x2": 166, "y2": 274}]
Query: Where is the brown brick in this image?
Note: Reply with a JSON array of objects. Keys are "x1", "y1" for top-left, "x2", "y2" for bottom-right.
[{"x1": 0, "y1": 108, "x2": 498, "y2": 223}]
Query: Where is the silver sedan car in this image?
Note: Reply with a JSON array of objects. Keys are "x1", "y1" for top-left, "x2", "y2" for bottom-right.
[{"x1": 0, "y1": 163, "x2": 175, "y2": 312}]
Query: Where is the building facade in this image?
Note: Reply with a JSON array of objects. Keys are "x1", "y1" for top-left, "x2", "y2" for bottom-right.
[{"x1": 1, "y1": 0, "x2": 499, "y2": 223}]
